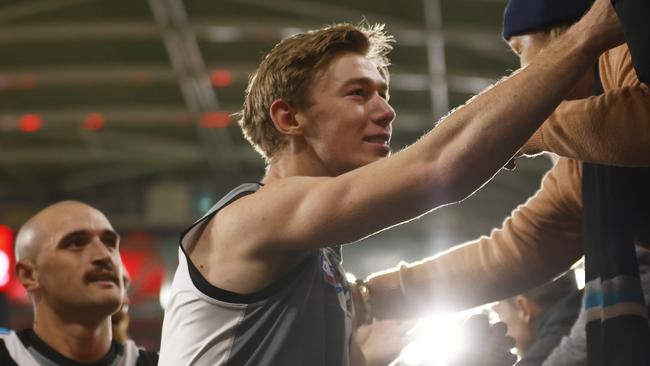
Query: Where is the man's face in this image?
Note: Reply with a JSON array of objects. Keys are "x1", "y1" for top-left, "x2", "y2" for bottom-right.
[
  {"x1": 295, "y1": 52, "x2": 396, "y2": 176},
  {"x1": 509, "y1": 30, "x2": 593, "y2": 100},
  {"x1": 508, "y1": 32, "x2": 551, "y2": 68},
  {"x1": 492, "y1": 300, "x2": 535, "y2": 356},
  {"x1": 33, "y1": 205, "x2": 123, "y2": 318}
]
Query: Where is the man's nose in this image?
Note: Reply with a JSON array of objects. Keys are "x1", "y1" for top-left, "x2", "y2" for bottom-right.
[
  {"x1": 371, "y1": 96, "x2": 396, "y2": 127},
  {"x1": 88, "y1": 237, "x2": 114, "y2": 265}
]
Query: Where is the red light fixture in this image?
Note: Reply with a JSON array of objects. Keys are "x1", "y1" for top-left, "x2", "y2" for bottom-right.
[
  {"x1": 200, "y1": 111, "x2": 231, "y2": 128},
  {"x1": 210, "y1": 69, "x2": 233, "y2": 88},
  {"x1": 84, "y1": 113, "x2": 105, "y2": 131},
  {"x1": 0, "y1": 225, "x2": 14, "y2": 290},
  {"x1": 19, "y1": 114, "x2": 43, "y2": 132}
]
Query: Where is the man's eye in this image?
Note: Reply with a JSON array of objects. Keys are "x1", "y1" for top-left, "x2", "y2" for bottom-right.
[
  {"x1": 103, "y1": 237, "x2": 118, "y2": 248},
  {"x1": 348, "y1": 89, "x2": 364, "y2": 97},
  {"x1": 68, "y1": 238, "x2": 87, "y2": 247}
]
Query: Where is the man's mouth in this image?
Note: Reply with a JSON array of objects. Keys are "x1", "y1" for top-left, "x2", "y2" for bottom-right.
[
  {"x1": 85, "y1": 271, "x2": 118, "y2": 285},
  {"x1": 363, "y1": 133, "x2": 391, "y2": 146}
]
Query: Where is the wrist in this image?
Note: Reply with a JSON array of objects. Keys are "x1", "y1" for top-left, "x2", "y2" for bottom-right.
[
  {"x1": 355, "y1": 279, "x2": 373, "y2": 326},
  {"x1": 566, "y1": 0, "x2": 624, "y2": 60},
  {"x1": 562, "y1": 26, "x2": 601, "y2": 62}
]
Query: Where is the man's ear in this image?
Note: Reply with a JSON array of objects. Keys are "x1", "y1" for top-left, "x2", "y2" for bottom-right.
[
  {"x1": 515, "y1": 295, "x2": 538, "y2": 324},
  {"x1": 270, "y1": 99, "x2": 302, "y2": 137},
  {"x1": 15, "y1": 261, "x2": 39, "y2": 292}
]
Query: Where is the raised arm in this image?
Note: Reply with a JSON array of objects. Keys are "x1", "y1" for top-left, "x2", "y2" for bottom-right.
[
  {"x1": 361, "y1": 159, "x2": 585, "y2": 320},
  {"x1": 231, "y1": 0, "x2": 623, "y2": 254},
  {"x1": 522, "y1": 45, "x2": 650, "y2": 166}
]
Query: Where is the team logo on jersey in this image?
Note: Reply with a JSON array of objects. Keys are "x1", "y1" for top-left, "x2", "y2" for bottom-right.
[{"x1": 320, "y1": 252, "x2": 352, "y2": 315}]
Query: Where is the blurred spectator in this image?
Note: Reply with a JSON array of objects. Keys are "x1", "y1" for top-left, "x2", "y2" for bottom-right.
[
  {"x1": 543, "y1": 247, "x2": 650, "y2": 366},
  {"x1": 0, "y1": 201, "x2": 157, "y2": 365},
  {"x1": 361, "y1": 0, "x2": 649, "y2": 325},
  {"x1": 355, "y1": 314, "x2": 516, "y2": 366},
  {"x1": 492, "y1": 272, "x2": 581, "y2": 365},
  {"x1": 447, "y1": 314, "x2": 517, "y2": 366}
]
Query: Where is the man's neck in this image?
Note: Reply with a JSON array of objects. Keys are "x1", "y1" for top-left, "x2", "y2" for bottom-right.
[
  {"x1": 263, "y1": 149, "x2": 337, "y2": 184},
  {"x1": 32, "y1": 304, "x2": 112, "y2": 363}
]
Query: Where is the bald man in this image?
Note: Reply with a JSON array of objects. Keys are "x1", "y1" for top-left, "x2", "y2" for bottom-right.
[{"x1": 0, "y1": 201, "x2": 158, "y2": 366}]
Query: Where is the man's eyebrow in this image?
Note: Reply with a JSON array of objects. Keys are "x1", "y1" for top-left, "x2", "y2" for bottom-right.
[
  {"x1": 339, "y1": 77, "x2": 388, "y2": 91},
  {"x1": 102, "y1": 229, "x2": 119, "y2": 239},
  {"x1": 58, "y1": 229, "x2": 119, "y2": 245},
  {"x1": 58, "y1": 230, "x2": 89, "y2": 245}
]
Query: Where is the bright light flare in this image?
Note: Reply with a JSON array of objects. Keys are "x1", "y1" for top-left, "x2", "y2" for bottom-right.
[
  {"x1": 574, "y1": 267, "x2": 585, "y2": 290},
  {"x1": 159, "y1": 281, "x2": 171, "y2": 309},
  {"x1": 345, "y1": 272, "x2": 357, "y2": 283},
  {"x1": 0, "y1": 251, "x2": 9, "y2": 287},
  {"x1": 400, "y1": 315, "x2": 464, "y2": 366}
]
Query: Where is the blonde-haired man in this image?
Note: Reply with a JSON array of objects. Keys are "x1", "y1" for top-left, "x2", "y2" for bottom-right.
[{"x1": 159, "y1": 1, "x2": 623, "y2": 364}]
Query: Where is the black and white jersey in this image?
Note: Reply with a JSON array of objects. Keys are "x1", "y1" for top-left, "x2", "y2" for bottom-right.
[
  {"x1": 0, "y1": 328, "x2": 158, "y2": 366},
  {"x1": 159, "y1": 183, "x2": 353, "y2": 366}
]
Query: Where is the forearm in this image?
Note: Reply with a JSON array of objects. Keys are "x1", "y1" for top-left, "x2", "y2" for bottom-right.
[
  {"x1": 363, "y1": 161, "x2": 585, "y2": 319},
  {"x1": 410, "y1": 23, "x2": 607, "y2": 203},
  {"x1": 366, "y1": 231, "x2": 580, "y2": 319},
  {"x1": 523, "y1": 85, "x2": 650, "y2": 166}
]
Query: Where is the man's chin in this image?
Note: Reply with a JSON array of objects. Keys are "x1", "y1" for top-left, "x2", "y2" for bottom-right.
[{"x1": 85, "y1": 291, "x2": 123, "y2": 313}]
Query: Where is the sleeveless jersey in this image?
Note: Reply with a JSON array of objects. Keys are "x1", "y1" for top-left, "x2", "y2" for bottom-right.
[
  {"x1": 0, "y1": 328, "x2": 158, "y2": 366},
  {"x1": 159, "y1": 183, "x2": 353, "y2": 366}
]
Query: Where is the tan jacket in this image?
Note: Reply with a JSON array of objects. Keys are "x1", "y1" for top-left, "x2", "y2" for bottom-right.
[{"x1": 366, "y1": 45, "x2": 650, "y2": 319}]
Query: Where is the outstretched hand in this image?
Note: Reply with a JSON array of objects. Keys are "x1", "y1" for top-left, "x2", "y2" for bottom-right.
[
  {"x1": 574, "y1": 0, "x2": 624, "y2": 55},
  {"x1": 353, "y1": 319, "x2": 417, "y2": 366}
]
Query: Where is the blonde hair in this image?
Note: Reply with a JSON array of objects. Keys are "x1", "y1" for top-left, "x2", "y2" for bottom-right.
[
  {"x1": 237, "y1": 23, "x2": 394, "y2": 161},
  {"x1": 546, "y1": 24, "x2": 571, "y2": 40}
]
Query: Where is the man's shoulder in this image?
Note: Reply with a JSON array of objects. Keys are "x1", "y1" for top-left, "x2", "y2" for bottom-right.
[
  {"x1": 0, "y1": 327, "x2": 14, "y2": 337},
  {"x1": 122, "y1": 339, "x2": 159, "y2": 366},
  {"x1": 135, "y1": 349, "x2": 159, "y2": 366},
  {"x1": 215, "y1": 176, "x2": 329, "y2": 218},
  {"x1": 0, "y1": 329, "x2": 25, "y2": 366},
  {"x1": 205, "y1": 182, "x2": 264, "y2": 216}
]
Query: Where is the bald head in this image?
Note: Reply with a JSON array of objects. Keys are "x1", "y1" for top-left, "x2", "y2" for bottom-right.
[
  {"x1": 15, "y1": 200, "x2": 125, "y2": 332},
  {"x1": 15, "y1": 201, "x2": 113, "y2": 263}
]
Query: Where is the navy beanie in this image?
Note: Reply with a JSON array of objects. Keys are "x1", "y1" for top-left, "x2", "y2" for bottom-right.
[{"x1": 503, "y1": 0, "x2": 593, "y2": 41}]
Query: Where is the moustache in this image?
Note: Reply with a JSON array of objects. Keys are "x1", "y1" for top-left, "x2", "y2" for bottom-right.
[{"x1": 84, "y1": 269, "x2": 120, "y2": 285}]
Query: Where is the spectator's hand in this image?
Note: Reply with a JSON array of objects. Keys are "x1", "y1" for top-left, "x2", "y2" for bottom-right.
[
  {"x1": 574, "y1": 0, "x2": 624, "y2": 55},
  {"x1": 447, "y1": 314, "x2": 516, "y2": 366},
  {"x1": 352, "y1": 319, "x2": 416, "y2": 366}
]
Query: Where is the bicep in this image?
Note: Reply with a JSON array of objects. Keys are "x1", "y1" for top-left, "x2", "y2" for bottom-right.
[{"x1": 242, "y1": 157, "x2": 450, "y2": 254}]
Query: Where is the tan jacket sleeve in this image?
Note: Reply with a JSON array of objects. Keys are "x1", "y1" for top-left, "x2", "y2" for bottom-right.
[
  {"x1": 366, "y1": 159, "x2": 584, "y2": 319},
  {"x1": 522, "y1": 45, "x2": 650, "y2": 166}
]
